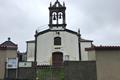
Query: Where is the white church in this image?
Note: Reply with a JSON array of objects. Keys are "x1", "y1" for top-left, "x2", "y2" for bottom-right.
[{"x1": 26, "y1": 0, "x2": 93, "y2": 66}]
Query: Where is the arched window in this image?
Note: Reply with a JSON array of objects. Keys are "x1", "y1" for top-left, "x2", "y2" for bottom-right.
[{"x1": 54, "y1": 37, "x2": 61, "y2": 45}]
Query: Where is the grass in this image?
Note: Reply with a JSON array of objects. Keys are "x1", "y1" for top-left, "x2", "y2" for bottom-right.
[{"x1": 37, "y1": 68, "x2": 64, "y2": 80}]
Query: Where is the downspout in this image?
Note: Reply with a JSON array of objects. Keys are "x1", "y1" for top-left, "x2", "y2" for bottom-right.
[{"x1": 78, "y1": 29, "x2": 81, "y2": 61}]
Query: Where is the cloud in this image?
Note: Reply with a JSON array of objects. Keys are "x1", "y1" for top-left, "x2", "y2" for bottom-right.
[
  {"x1": 0, "y1": 0, "x2": 120, "y2": 51},
  {"x1": 68, "y1": 0, "x2": 120, "y2": 46}
]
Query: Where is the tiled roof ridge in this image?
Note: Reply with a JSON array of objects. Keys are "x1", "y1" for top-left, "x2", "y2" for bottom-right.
[
  {"x1": 0, "y1": 40, "x2": 17, "y2": 47},
  {"x1": 86, "y1": 45, "x2": 120, "y2": 51},
  {"x1": 94, "y1": 45, "x2": 120, "y2": 48}
]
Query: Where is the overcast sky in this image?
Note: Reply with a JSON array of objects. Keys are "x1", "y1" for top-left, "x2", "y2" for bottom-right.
[{"x1": 0, "y1": 0, "x2": 120, "y2": 52}]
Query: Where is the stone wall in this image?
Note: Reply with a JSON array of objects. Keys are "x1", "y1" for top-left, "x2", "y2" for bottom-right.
[
  {"x1": 5, "y1": 69, "x2": 16, "y2": 80},
  {"x1": 5, "y1": 67, "x2": 36, "y2": 80},
  {"x1": 18, "y1": 67, "x2": 36, "y2": 80},
  {"x1": 64, "y1": 61, "x2": 97, "y2": 80}
]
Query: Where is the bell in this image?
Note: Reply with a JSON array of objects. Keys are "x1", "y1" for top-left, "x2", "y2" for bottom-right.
[
  {"x1": 53, "y1": 14, "x2": 56, "y2": 20},
  {"x1": 59, "y1": 13, "x2": 62, "y2": 19}
]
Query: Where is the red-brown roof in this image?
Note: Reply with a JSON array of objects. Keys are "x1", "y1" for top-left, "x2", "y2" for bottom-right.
[
  {"x1": 0, "y1": 38, "x2": 17, "y2": 50},
  {"x1": 85, "y1": 46, "x2": 120, "y2": 51}
]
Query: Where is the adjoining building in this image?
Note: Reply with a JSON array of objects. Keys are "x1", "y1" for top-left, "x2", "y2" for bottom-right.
[
  {"x1": 26, "y1": 40, "x2": 35, "y2": 61},
  {"x1": 86, "y1": 46, "x2": 120, "y2": 80},
  {"x1": 0, "y1": 38, "x2": 35, "y2": 80},
  {"x1": 0, "y1": 38, "x2": 18, "y2": 79},
  {"x1": 17, "y1": 51, "x2": 27, "y2": 62}
]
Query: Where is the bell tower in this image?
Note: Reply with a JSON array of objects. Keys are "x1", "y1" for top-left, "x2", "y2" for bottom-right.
[{"x1": 49, "y1": 0, "x2": 66, "y2": 30}]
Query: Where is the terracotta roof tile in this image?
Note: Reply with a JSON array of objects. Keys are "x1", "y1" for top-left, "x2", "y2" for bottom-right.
[
  {"x1": 85, "y1": 46, "x2": 120, "y2": 51},
  {"x1": 0, "y1": 38, "x2": 17, "y2": 50}
]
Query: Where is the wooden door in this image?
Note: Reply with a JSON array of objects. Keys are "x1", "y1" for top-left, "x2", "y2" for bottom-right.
[{"x1": 52, "y1": 52, "x2": 63, "y2": 67}]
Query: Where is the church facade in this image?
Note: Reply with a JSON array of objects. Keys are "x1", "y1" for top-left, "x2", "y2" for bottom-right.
[{"x1": 27, "y1": 0, "x2": 93, "y2": 65}]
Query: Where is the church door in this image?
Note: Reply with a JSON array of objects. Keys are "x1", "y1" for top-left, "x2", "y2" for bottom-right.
[{"x1": 52, "y1": 52, "x2": 63, "y2": 67}]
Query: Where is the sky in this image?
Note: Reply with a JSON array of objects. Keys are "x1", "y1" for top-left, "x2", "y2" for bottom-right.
[{"x1": 0, "y1": 0, "x2": 120, "y2": 52}]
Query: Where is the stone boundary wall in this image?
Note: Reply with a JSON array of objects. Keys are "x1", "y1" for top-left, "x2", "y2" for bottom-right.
[{"x1": 64, "y1": 61, "x2": 97, "y2": 80}]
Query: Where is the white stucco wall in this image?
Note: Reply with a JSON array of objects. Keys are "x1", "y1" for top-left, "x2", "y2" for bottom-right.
[
  {"x1": 81, "y1": 42, "x2": 92, "y2": 61},
  {"x1": 27, "y1": 42, "x2": 35, "y2": 61},
  {"x1": 26, "y1": 30, "x2": 94, "y2": 65},
  {"x1": 36, "y1": 31, "x2": 79, "y2": 65},
  {"x1": 87, "y1": 50, "x2": 96, "y2": 60}
]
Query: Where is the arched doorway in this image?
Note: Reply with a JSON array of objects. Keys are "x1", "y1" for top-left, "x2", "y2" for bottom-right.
[{"x1": 52, "y1": 52, "x2": 63, "y2": 67}]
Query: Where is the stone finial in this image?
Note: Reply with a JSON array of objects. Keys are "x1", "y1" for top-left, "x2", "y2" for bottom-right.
[
  {"x1": 78, "y1": 28, "x2": 80, "y2": 34},
  {"x1": 8, "y1": 37, "x2": 11, "y2": 41},
  {"x1": 50, "y1": 2, "x2": 52, "y2": 7},
  {"x1": 35, "y1": 30, "x2": 38, "y2": 34},
  {"x1": 78, "y1": 28, "x2": 81, "y2": 37},
  {"x1": 63, "y1": 2, "x2": 65, "y2": 6}
]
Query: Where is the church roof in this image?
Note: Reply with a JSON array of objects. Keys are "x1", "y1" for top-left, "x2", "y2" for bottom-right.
[
  {"x1": 35, "y1": 29, "x2": 93, "y2": 42},
  {"x1": 35, "y1": 29, "x2": 78, "y2": 37},
  {"x1": 0, "y1": 38, "x2": 17, "y2": 50},
  {"x1": 80, "y1": 38, "x2": 93, "y2": 42}
]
